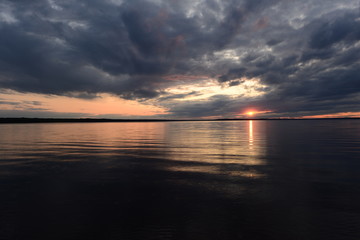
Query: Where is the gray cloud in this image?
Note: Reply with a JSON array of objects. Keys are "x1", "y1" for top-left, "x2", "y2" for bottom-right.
[
  {"x1": 0, "y1": 100, "x2": 19, "y2": 106},
  {"x1": 0, "y1": 99, "x2": 48, "y2": 111},
  {"x1": 0, "y1": 0, "x2": 359, "y2": 118},
  {"x1": 0, "y1": 109, "x2": 90, "y2": 118}
]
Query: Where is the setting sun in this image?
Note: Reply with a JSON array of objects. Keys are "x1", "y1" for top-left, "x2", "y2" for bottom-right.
[{"x1": 247, "y1": 112, "x2": 254, "y2": 116}]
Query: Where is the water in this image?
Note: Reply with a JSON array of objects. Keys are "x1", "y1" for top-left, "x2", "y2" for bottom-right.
[{"x1": 0, "y1": 120, "x2": 360, "y2": 240}]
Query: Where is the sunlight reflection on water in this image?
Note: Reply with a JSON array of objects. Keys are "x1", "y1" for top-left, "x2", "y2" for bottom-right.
[
  {"x1": 0, "y1": 121, "x2": 266, "y2": 179},
  {"x1": 163, "y1": 121, "x2": 265, "y2": 178}
]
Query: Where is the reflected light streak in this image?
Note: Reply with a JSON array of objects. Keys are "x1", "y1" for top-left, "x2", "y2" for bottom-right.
[
  {"x1": 249, "y1": 120, "x2": 253, "y2": 148},
  {"x1": 163, "y1": 121, "x2": 268, "y2": 192},
  {"x1": 164, "y1": 121, "x2": 265, "y2": 167}
]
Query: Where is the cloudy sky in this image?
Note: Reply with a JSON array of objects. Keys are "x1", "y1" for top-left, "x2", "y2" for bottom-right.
[{"x1": 0, "y1": 0, "x2": 359, "y2": 119}]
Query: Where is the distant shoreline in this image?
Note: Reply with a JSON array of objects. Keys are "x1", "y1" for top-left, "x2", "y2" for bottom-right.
[{"x1": 0, "y1": 117, "x2": 359, "y2": 124}]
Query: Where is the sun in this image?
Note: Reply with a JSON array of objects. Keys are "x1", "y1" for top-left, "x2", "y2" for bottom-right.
[{"x1": 247, "y1": 111, "x2": 254, "y2": 116}]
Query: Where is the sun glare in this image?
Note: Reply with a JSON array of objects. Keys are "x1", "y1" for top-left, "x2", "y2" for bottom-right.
[{"x1": 247, "y1": 112, "x2": 254, "y2": 116}]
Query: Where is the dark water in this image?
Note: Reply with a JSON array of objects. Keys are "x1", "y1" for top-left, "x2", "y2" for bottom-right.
[{"x1": 0, "y1": 120, "x2": 360, "y2": 240}]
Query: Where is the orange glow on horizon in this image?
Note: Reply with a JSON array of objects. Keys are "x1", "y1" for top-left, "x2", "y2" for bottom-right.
[
  {"x1": 0, "y1": 91, "x2": 168, "y2": 117},
  {"x1": 301, "y1": 112, "x2": 360, "y2": 119}
]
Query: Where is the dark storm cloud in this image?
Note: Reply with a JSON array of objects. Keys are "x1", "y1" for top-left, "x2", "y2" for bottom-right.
[
  {"x1": 309, "y1": 14, "x2": 360, "y2": 49},
  {"x1": 0, "y1": 0, "x2": 359, "y2": 117}
]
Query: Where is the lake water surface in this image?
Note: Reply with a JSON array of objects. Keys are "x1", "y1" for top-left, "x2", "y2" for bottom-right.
[{"x1": 1, "y1": 120, "x2": 360, "y2": 239}]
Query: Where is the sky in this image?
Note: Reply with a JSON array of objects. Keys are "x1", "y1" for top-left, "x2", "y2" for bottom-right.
[{"x1": 0, "y1": 0, "x2": 359, "y2": 119}]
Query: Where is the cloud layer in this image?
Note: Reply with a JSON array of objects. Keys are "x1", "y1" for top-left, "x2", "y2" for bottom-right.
[{"x1": 0, "y1": 0, "x2": 359, "y2": 118}]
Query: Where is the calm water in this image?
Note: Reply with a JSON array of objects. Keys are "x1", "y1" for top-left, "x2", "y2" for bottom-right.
[{"x1": 1, "y1": 120, "x2": 360, "y2": 240}]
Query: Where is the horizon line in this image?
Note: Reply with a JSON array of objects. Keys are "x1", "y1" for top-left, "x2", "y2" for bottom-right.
[{"x1": 1, "y1": 117, "x2": 360, "y2": 124}]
